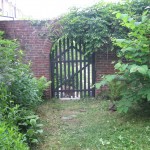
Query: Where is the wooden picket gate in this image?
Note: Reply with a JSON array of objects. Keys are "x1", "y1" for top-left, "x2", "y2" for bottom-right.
[{"x1": 50, "y1": 37, "x2": 95, "y2": 99}]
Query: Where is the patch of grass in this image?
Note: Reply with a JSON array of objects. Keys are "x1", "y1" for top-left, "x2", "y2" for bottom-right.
[{"x1": 34, "y1": 99, "x2": 150, "y2": 150}]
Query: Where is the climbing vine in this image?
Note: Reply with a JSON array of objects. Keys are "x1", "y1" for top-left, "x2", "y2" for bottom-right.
[{"x1": 58, "y1": 0, "x2": 149, "y2": 53}]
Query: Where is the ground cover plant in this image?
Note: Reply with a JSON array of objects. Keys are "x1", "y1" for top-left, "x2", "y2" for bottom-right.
[
  {"x1": 35, "y1": 99, "x2": 150, "y2": 150},
  {"x1": 0, "y1": 31, "x2": 50, "y2": 148}
]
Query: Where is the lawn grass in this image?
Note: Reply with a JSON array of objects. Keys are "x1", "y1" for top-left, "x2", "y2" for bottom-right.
[{"x1": 34, "y1": 99, "x2": 150, "y2": 150}]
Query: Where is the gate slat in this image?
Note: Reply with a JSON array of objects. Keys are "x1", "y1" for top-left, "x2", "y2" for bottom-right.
[
  {"x1": 55, "y1": 45, "x2": 59, "y2": 97},
  {"x1": 88, "y1": 56, "x2": 90, "y2": 96},
  {"x1": 75, "y1": 40, "x2": 78, "y2": 97},
  {"x1": 92, "y1": 53, "x2": 95, "y2": 97},
  {"x1": 63, "y1": 38, "x2": 66, "y2": 93},
  {"x1": 71, "y1": 38, "x2": 75, "y2": 98},
  {"x1": 59, "y1": 39, "x2": 62, "y2": 97},
  {"x1": 83, "y1": 44, "x2": 86, "y2": 97},
  {"x1": 79, "y1": 39, "x2": 82, "y2": 98},
  {"x1": 67, "y1": 37, "x2": 71, "y2": 95},
  {"x1": 50, "y1": 49, "x2": 54, "y2": 97}
]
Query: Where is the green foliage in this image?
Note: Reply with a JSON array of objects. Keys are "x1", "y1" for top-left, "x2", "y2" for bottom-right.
[
  {"x1": 10, "y1": 72, "x2": 41, "y2": 106},
  {"x1": 18, "y1": 110, "x2": 43, "y2": 144},
  {"x1": 0, "y1": 31, "x2": 21, "y2": 83},
  {"x1": 0, "y1": 31, "x2": 50, "y2": 147},
  {"x1": 0, "y1": 83, "x2": 43, "y2": 145},
  {"x1": 96, "y1": 75, "x2": 125, "y2": 102},
  {"x1": 57, "y1": 0, "x2": 149, "y2": 53},
  {"x1": 0, "y1": 31, "x2": 51, "y2": 107},
  {"x1": 9, "y1": 72, "x2": 51, "y2": 106},
  {"x1": 0, "y1": 122, "x2": 29, "y2": 150},
  {"x1": 95, "y1": 6, "x2": 150, "y2": 113},
  {"x1": 36, "y1": 76, "x2": 51, "y2": 98},
  {"x1": 113, "y1": 11, "x2": 150, "y2": 113}
]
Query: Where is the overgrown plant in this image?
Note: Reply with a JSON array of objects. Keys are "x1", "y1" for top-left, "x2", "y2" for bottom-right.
[
  {"x1": 113, "y1": 11, "x2": 150, "y2": 113},
  {"x1": 36, "y1": 76, "x2": 51, "y2": 98},
  {"x1": 97, "y1": 10, "x2": 150, "y2": 113},
  {"x1": 96, "y1": 75, "x2": 125, "y2": 103},
  {"x1": 0, "y1": 31, "x2": 50, "y2": 106},
  {"x1": 57, "y1": 0, "x2": 149, "y2": 53},
  {"x1": 0, "y1": 31, "x2": 50, "y2": 147},
  {"x1": 0, "y1": 83, "x2": 43, "y2": 146},
  {"x1": 0, "y1": 122, "x2": 29, "y2": 150}
]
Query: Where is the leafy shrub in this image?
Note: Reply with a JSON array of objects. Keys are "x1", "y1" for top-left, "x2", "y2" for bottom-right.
[
  {"x1": 0, "y1": 31, "x2": 25, "y2": 86},
  {"x1": 0, "y1": 31, "x2": 50, "y2": 107},
  {"x1": 0, "y1": 31, "x2": 50, "y2": 147},
  {"x1": 3, "y1": 107, "x2": 43, "y2": 145},
  {"x1": 0, "y1": 83, "x2": 43, "y2": 145},
  {"x1": 35, "y1": 76, "x2": 51, "y2": 98},
  {"x1": 0, "y1": 122, "x2": 29, "y2": 150},
  {"x1": 113, "y1": 11, "x2": 150, "y2": 113},
  {"x1": 22, "y1": 113, "x2": 43, "y2": 144},
  {"x1": 97, "y1": 11, "x2": 150, "y2": 113},
  {"x1": 9, "y1": 74, "x2": 51, "y2": 106},
  {"x1": 96, "y1": 75, "x2": 125, "y2": 103},
  {"x1": 13, "y1": 108, "x2": 43, "y2": 145},
  {"x1": 9, "y1": 71, "x2": 41, "y2": 106}
]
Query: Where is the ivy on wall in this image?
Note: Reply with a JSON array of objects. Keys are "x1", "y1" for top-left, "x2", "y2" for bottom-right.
[
  {"x1": 30, "y1": 0, "x2": 149, "y2": 54},
  {"x1": 57, "y1": 0, "x2": 149, "y2": 53}
]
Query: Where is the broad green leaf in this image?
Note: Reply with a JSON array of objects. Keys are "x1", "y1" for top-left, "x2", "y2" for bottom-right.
[
  {"x1": 147, "y1": 93, "x2": 150, "y2": 101},
  {"x1": 115, "y1": 39, "x2": 126, "y2": 43},
  {"x1": 30, "y1": 119, "x2": 36, "y2": 126},
  {"x1": 31, "y1": 139, "x2": 38, "y2": 143},
  {"x1": 130, "y1": 65, "x2": 148, "y2": 75},
  {"x1": 148, "y1": 70, "x2": 150, "y2": 78},
  {"x1": 134, "y1": 22, "x2": 141, "y2": 26},
  {"x1": 116, "y1": 12, "x2": 121, "y2": 19},
  {"x1": 120, "y1": 14, "x2": 129, "y2": 22},
  {"x1": 95, "y1": 81, "x2": 106, "y2": 89},
  {"x1": 137, "y1": 65, "x2": 148, "y2": 75},
  {"x1": 115, "y1": 62, "x2": 122, "y2": 69}
]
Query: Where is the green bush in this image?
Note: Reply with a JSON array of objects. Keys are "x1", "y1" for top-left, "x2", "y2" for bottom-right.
[
  {"x1": 0, "y1": 83, "x2": 43, "y2": 145},
  {"x1": 96, "y1": 75, "x2": 125, "y2": 103},
  {"x1": 13, "y1": 108, "x2": 43, "y2": 145},
  {"x1": 113, "y1": 11, "x2": 150, "y2": 113},
  {"x1": 0, "y1": 31, "x2": 50, "y2": 146},
  {"x1": 9, "y1": 74, "x2": 51, "y2": 106},
  {"x1": 36, "y1": 76, "x2": 51, "y2": 98},
  {"x1": 0, "y1": 31, "x2": 50, "y2": 107},
  {"x1": 97, "y1": 11, "x2": 150, "y2": 113},
  {"x1": 0, "y1": 122, "x2": 29, "y2": 150},
  {"x1": 9, "y1": 71, "x2": 41, "y2": 106}
]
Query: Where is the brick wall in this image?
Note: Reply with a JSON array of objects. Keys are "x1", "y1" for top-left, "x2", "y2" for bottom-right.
[
  {"x1": 0, "y1": 20, "x2": 52, "y2": 97},
  {"x1": 0, "y1": 20, "x2": 117, "y2": 98},
  {"x1": 95, "y1": 51, "x2": 117, "y2": 95}
]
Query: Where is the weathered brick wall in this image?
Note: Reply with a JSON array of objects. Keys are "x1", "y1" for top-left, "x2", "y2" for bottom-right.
[
  {"x1": 0, "y1": 20, "x2": 117, "y2": 97},
  {"x1": 0, "y1": 20, "x2": 52, "y2": 97},
  {"x1": 95, "y1": 51, "x2": 117, "y2": 95}
]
